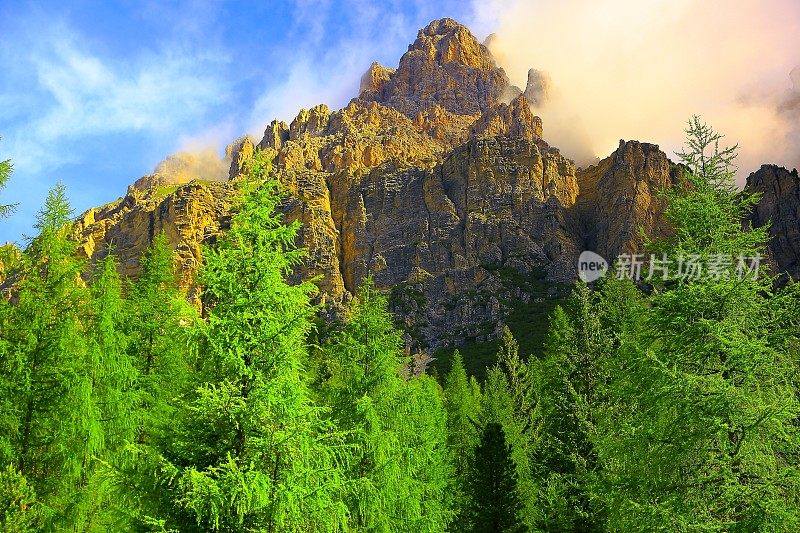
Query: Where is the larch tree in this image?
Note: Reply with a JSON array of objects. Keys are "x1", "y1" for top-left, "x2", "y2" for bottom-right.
[
  {"x1": 496, "y1": 326, "x2": 533, "y2": 423},
  {"x1": 0, "y1": 185, "x2": 133, "y2": 530},
  {"x1": 125, "y1": 232, "x2": 195, "y2": 446},
  {"x1": 593, "y1": 117, "x2": 800, "y2": 530},
  {"x1": 120, "y1": 150, "x2": 349, "y2": 532},
  {"x1": 0, "y1": 464, "x2": 43, "y2": 531},
  {"x1": 0, "y1": 184, "x2": 90, "y2": 526},
  {"x1": 70, "y1": 252, "x2": 138, "y2": 530},
  {"x1": 443, "y1": 350, "x2": 482, "y2": 526},
  {"x1": 527, "y1": 277, "x2": 641, "y2": 532},
  {"x1": 493, "y1": 328, "x2": 553, "y2": 529},
  {"x1": 0, "y1": 140, "x2": 16, "y2": 218},
  {"x1": 322, "y1": 280, "x2": 454, "y2": 532}
]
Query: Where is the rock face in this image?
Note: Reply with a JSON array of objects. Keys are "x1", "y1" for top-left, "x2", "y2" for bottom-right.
[
  {"x1": 73, "y1": 18, "x2": 799, "y2": 355},
  {"x1": 358, "y1": 18, "x2": 510, "y2": 118},
  {"x1": 746, "y1": 165, "x2": 800, "y2": 280},
  {"x1": 74, "y1": 182, "x2": 231, "y2": 301},
  {"x1": 573, "y1": 140, "x2": 682, "y2": 262}
]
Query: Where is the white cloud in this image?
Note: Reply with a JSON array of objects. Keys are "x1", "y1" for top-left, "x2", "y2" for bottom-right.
[
  {"x1": 249, "y1": 61, "x2": 335, "y2": 132},
  {"x1": 472, "y1": 0, "x2": 800, "y2": 179},
  {"x1": 176, "y1": 120, "x2": 238, "y2": 155},
  {"x1": 4, "y1": 25, "x2": 230, "y2": 173}
]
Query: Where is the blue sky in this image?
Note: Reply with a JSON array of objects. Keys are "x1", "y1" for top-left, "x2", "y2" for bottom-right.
[{"x1": 0, "y1": 0, "x2": 489, "y2": 244}]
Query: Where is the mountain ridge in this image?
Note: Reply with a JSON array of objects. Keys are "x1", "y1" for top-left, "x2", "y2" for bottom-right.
[{"x1": 73, "y1": 18, "x2": 800, "y2": 355}]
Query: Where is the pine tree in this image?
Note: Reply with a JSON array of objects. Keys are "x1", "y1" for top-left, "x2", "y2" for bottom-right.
[
  {"x1": 68, "y1": 252, "x2": 140, "y2": 530},
  {"x1": 516, "y1": 275, "x2": 647, "y2": 532},
  {"x1": 0, "y1": 140, "x2": 16, "y2": 218},
  {"x1": 443, "y1": 350, "x2": 482, "y2": 525},
  {"x1": 0, "y1": 185, "x2": 87, "y2": 522},
  {"x1": 120, "y1": 150, "x2": 348, "y2": 532},
  {"x1": 0, "y1": 184, "x2": 135, "y2": 529},
  {"x1": 322, "y1": 280, "x2": 454, "y2": 532},
  {"x1": 125, "y1": 232, "x2": 195, "y2": 445},
  {"x1": 467, "y1": 423, "x2": 527, "y2": 533},
  {"x1": 496, "y1": 326, "x2": 533, "y2": 421},
  {"x1": 593, "y1": 117, "x2": 800, "y2": 530},
  {"x1": 479, "y1": 366, "x2": 538, "y2": 529}
]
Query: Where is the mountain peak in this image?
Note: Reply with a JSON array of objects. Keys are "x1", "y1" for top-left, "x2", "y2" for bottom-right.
[
  {"x1": 358, "y1": 18, "x2": 511, "y2": 118},
  {"x1": 409, "y1": 17, "x2": 494, "y2": 69},
  {"x1": 746, "y1": 164, "x2": 800, "y2": 281},
  {"x1": 419, "y1": 17, "x2": 465, "y2": 37}
]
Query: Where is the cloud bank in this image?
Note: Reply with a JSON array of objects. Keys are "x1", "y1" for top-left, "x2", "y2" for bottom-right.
[
  {"x1": 474, "y1": 0, "x2": 800, "y2": 179},
  {"x1": 152, "y1": 149, "x2": 231, "y2": 184}
]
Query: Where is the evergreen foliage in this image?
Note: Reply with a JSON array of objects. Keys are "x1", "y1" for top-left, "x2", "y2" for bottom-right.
[
  {"x1": 0, "y1": 119, "x2": 797, "y2": 531},
  {"x1": 0, "y1": 140, "x2": 16, "y2": 218},
  {"x1": 467, "y1": 423, "x2": 527, "y2": 533},
  {"x1": 443, "y1": 350, "x2": 481, "y2": 526},
  {"x1": 0, "y1": 185, "x2": 137, "y2": 529},
  {"x1": 126, "y1": 151, "x2": 348, "y2": 532},
  {"x1": 593, "y1": 117, "x2": 800, "y2": 530},
  {"x1": 322, "y1": 280, "x2": 453, "y2": 532},
  {"x1": 0, "y1": 464, "x2": 43, "y2": 531},
  {"x1": 125, "y1": 233, "x2": 195, "y2": 446}
]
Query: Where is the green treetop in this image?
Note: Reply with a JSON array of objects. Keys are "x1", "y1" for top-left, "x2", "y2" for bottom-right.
[
  {"x1": 125, "y1": 232, "x2": 196, "y2": 446},
  {"x1": 122, "y1": 150, "x2": 348, "y2": 532},
  {"x1": 467, "y1": 422, "x2": 528, "y2": 533},
  {"x1": 322, "y1": 280, "x2": 454, "y2": 532},
  {"x1": 443, "y1": 349, "x2": 482, "y2": 523},
  {"x1": 0, "y1": 185, "x2": 138, "y2": 530},
  {"x1": 593, "y1": 118, "x2": 800, "y2": 530},
  {"x1": 0, "y1": 140, "x2": 17, "y2": 218}
]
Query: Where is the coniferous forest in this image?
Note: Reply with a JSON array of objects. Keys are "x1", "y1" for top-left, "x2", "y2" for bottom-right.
[{"x1": 1, "y1": 120, "x2": 799, "y2": 532}]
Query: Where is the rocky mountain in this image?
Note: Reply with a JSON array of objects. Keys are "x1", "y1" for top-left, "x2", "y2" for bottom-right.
[
  {"x1": 73, "y1": 18, "x2": 800, "y2": 358},
  {"x1": 746, "y1": 164, "x2": 800, "y2": 281}
]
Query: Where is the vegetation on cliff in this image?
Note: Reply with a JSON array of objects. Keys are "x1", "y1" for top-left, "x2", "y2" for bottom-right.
[{"x1": 0, "y1": 141, "x2": 15, "y2": 219}]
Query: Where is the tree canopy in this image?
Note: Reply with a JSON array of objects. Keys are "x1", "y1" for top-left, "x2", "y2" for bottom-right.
[{"x1": 0, "y1": 120, "x2": 797, "y2": 531}]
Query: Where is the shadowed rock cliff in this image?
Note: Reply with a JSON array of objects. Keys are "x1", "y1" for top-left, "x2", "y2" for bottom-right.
[{"x1": 746, "y1": 164, "x2": 800, "y2": 281}]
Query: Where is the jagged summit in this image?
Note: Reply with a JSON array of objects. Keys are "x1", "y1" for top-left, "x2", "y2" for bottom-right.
[
  {"x1": 419, "y1": 17, "x2": 466, "y2": 36},
  {"x1": 411, "y1": 18, "x2": 497, "y2": 70},
  {"x1": 234, "y1": 17, "x2": 549, "y2": 182},
  {"x1": 357, "y1": 17, "x2": 512, "y2": 118},
  {"x1": 523, "y1": 68, "x2": 551, "y2": 108}
]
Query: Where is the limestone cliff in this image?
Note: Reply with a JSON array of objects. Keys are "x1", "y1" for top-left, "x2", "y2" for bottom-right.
[
  {"x1": 358, "y1": 18, "x2": 510, "y2": 118},
  {"x1": 73, "y1": 18, "x2": 800, "y2": 356},
  {"x1": 572, "y1": 140, "x2": 682, "y2": 261},
  {"x1": 74, "y1": 182, "x2": 231, "y2": 301},
  {"x1": 745, "y1": 164, "x2": 800, "y2": 280}
]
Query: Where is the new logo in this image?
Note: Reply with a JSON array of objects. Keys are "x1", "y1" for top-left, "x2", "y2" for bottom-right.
[{"x1": 578, "y1": 251, "x2": 608, "y2": 282}]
